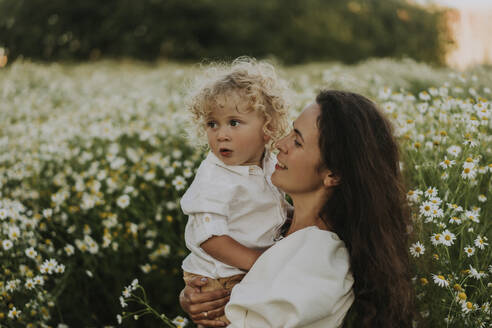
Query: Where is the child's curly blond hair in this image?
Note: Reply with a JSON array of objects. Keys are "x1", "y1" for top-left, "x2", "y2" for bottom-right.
[{"x1": 186, "y1": 57, "x2": 290, "y2": 149}]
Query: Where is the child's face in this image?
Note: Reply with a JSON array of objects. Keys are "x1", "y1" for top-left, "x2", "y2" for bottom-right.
[{"x1": 206, "y1": 92, "x2": 269, "y2": 167}]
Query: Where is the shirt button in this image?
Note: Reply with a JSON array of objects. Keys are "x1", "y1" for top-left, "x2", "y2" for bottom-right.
[{"x1": 204, "y1": 216, "x2": 211, "y2": 222}]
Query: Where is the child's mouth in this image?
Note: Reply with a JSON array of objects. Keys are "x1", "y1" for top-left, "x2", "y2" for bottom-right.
[{"x1": 219, "y1": 148, "x2": 232, "y2": 157}]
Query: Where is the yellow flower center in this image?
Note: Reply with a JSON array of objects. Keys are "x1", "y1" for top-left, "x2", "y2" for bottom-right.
[
  {"x1": 445, "y1": 235, "x2": 451, "y2": 241},
  {"x1": 438, "y1": 275, "x2": 445, "y2": 280},
  {"x1": 435, "y1": 234, "x2": 441, "y2": 240},
  {"x1": 466, "y1": 302, "x2": 473, "y2": 309},
  {"x1": 444, "y1": 159, "x2": 450, "y2": 165},
  {"x1": 458, "y1": 292, "x2": 467, "y2": 300},
  {"x1": 464, "y1": 168, "x2": 470, "y2": 173},
  {"x1": 415, "y1": 247, "x2": 421, "y2": 252},
  {"x1": 425, "y1": 206, "x2": 431, "y2": 211},
  {"x1": 466, "y1": 157, "x2": 473, "y2": 162}
]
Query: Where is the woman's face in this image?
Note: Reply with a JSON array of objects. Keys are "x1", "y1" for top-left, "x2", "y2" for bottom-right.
[{"x1": 271, "y1": 103, "x2": 326, "y2": 195}]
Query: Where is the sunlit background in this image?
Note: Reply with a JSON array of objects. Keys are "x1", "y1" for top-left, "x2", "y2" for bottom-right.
[
  {"x1": 0, "y1": 0, "x2": 491, "y2": 69},
  {"x1": 432, "y1": 0, "x2": 492, "y2": 69}
]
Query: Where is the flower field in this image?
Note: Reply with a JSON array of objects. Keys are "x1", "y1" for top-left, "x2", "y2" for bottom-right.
[{"x1": 0, "y1": 59, "x2": 491, "y2": 327}]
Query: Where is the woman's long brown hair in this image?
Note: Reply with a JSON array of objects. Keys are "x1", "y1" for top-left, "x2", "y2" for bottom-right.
[{"x1": 315, "y1": 90, "x2": 414, "y2": 327}]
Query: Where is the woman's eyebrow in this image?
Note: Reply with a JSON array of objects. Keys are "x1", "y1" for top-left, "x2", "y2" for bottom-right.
[{"x1": 293, "y1": 123, "x2": 304, "y2": 142}]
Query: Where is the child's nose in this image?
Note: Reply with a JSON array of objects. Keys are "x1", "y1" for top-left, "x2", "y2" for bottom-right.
[{"x1": 217, "y1": 128, "x2": 230, "y2": 141}]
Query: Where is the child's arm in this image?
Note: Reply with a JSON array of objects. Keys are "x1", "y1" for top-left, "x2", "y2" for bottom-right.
[{"x1": 201, "y1": 235, "x2": 265, "y2": 271}]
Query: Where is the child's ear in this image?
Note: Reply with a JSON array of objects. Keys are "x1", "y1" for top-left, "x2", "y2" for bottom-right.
[{"x1": 323, "y1": 170, "x2": 340, "y2": 188}]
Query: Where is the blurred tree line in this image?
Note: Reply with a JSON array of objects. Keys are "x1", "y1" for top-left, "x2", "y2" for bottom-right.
[{"x1": 0, "y1": 0, "x2": 452, "y2": 65}]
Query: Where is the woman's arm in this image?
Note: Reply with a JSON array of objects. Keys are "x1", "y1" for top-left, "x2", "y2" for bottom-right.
[
  {"x1": 201, "y1": 235, "x2": 264, "y2": 271},
  {"x1": 179, "y1": 276, "x2": 230, "y2": 327}
]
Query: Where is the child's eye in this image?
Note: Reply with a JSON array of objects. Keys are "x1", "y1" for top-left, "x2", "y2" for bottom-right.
[
  {"x1": 206, "y1": 121, "x2": 217, "y2": 128},
  {"x1": 294, "y1": 140, "x2": 302, "y2": 147},
  {"x1": 230, "y1": 120, "x2": 240, "y2": 127}
]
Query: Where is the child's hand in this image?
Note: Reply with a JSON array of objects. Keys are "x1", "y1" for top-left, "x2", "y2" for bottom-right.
[{"x1": 179, "y1": 276, "x2": 230, "y2": 327}]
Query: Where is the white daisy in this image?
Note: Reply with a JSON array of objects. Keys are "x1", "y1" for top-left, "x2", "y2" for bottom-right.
[
  {"x1": 431, "y1": 274, "x2": 449, "y2": 287},
  {"x1": 441, "y1": 230, "x2": 456, "y2": 246},
  {"x1": 447, "y1": 145, "x2": 462, "y2": 157},
  {"x1": 8, "y1": 226, "x2": 21, "y2": 240},
  {"x1": 474, "y1": 235, "x2": 488, "y2": 249},
  {"x1": 8, "y1": 307, "x2": 21, "y2": 319},
  {"x1": 25, "y1": 247, "x2": 37, "y2": 259},
  {"x1": 461, "y1": 301, "x2": 475, "y2": 314},
  {"x1": 469, "y1": 265, "x2": 488, "y2": 279},
  {"x1": 449, "y1": 216, "x2": 462, "y2": 225},
  {"x1": 25, "y1": 278, "x2": 35, "y2": 290},
  {"x1": 172, "y1": 316, "x2": 189, "y2": 328},
  {"x1": 407, "y1": 189, "x2": 422, "y2": 203},
  {"x1": 461, "y1": 167, "x2": 477, "y2": 179},
  {"x1": 172, "y1": 176, "x2": 186, "y2": 191},
  {"x1": 0, "y1": 207, "x2": 8, "y2": 220},
  {"x1": 2, "y1": 239, "x2": 13, "y2": 250},
  {"x1": 465, "y1": 210, "x2": 480, "y2": 223},
  {"x1": 463, "y1": 246, "x2": 475, "y2": 257},
  {"x1": 64, "y1": 244, "x2": 75, "y2": 256},
  {"x1": 430, "y1": 233, "x2": 443, "y2": 246},
  {"x1": 447, "y1": 203, "x2": 463, "y2": 212},
  {"x1": 33, "y1": 275, "x2": 44, "y2": 286},
  {"x1": 116, "y1": 194, "x2": 130, "y2": 209},
  {"x1": 424, "y1": 187, "x2": 438, "y2": 198},
  {"x1": 409, "y1": 242, "x2": 425, "y2": 258},
  {"x1": 478, "y1": 194, "x2": 487, "y2": 202},
  {"x1": 439, "y1": 157, "x2": 455, "y2": 169},
  {"x1": 419, "y1": 201, "x2": 436, "y2": 217},
  {"x1": 419, "y1": 91, "x2": 431, "y2": 101},
  {"x1": 463, "y1": 157, "x2": 476, "y2": 169},
  {"x1": 119, "y1": 296, "x2": 127, "y2": 308}
]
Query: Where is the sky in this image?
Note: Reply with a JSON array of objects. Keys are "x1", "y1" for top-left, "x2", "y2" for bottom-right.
[{"x1": 428, "y1": 0, "x2": 492, "y2": 8}]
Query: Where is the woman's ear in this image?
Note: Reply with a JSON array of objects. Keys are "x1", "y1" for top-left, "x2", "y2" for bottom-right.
[{"x1": 323, "y1": 170, "x2": 341, "y2": 188}]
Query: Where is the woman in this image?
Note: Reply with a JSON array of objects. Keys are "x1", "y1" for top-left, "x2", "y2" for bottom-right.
[{"x1": 180, "y1": 90, "x2": 414, "y2": 327}]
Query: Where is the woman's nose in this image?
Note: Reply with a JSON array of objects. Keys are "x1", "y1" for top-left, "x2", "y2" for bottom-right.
[{"x1": 275, "y1": 136, "x2": 288, "y2": 153}]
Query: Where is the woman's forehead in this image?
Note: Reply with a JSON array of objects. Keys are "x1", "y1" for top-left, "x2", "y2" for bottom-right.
[{"x1": 294, "y1": 103, "x2": 320, "y2": 136}]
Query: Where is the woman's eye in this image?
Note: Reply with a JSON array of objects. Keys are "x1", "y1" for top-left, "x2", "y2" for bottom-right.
[
  {"x1": 230, "y1": 120, "x2": 240, "y2": 127},
  {"x1": 294, "y1": 140, "x2": 302, "y2": 147},
  {"x1": 206, "y1": 121, "x2": 217, "y2": 128}
]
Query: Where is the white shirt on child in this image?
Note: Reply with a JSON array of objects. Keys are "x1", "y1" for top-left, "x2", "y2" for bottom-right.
[
  {"x1": 181, "y1": 151, "x2": 290, "y2": 279},
  {"x1": 226, "y1": 226, "x2": 355, "y2": 328}
]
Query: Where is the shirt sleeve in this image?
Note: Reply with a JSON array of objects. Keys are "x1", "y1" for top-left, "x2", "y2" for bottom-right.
[
  {"x1": 186, "y1": 212, "x2": 230, "y2": 247},
  {"x1": 225, "y1": 228, "x2": 354, "y2": 328}
]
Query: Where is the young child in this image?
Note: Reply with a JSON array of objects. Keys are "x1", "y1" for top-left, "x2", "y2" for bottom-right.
[{"x1": 181, "y1": 58, "x2": 291, "y2": 324}]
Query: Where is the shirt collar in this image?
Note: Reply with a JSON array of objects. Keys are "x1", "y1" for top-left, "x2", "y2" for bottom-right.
[{"x1": 206, "y1": 151, "x2": 271, "y2": 176}]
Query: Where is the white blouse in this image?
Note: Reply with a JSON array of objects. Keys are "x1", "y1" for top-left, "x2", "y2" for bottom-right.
[
  {"x1": 180, "y1": 151, "x2": 290, "y2": 278},
  {"x1": 226, "y1": 226, "x2": 354, "y2": 328}
]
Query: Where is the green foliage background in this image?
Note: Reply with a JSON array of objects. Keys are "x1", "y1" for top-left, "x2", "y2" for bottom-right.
[{"x1": 0, "y1": 0, "x2": 451, "y2": 64}]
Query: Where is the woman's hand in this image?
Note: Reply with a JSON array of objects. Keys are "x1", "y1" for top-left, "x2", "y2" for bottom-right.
[{"x1": 179, "y1": 276, "x2": 230, "y2": 327}]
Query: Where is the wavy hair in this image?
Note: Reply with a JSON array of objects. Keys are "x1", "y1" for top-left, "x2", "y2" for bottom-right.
[
  {"x1": 186, "y1": 57, "x2": 290, "y2": 149},
  {"x1": 315, "y1": 90, "x2": 414, "y2": 328}
]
